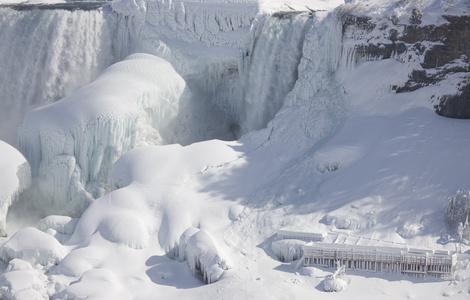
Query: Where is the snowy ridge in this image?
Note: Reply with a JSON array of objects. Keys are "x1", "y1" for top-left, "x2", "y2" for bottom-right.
[
  {"x1": 0, "y1": 7, "x2": 113, "y2": 145},
  {"x1": 18, "y1": 54, "x2": 186, "y2": 216}
]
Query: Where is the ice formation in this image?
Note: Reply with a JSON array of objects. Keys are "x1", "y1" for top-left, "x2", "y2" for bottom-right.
[
  {"x1": 239, "y1": 12, "x2": 311, "y2": 133},
  {"x1": 19, "y1": 53, "x2": 187, "y2": 216},
  {"x1": 0, "y1": 7, "x2": 113, "y2": 145},
  {"x1": 270, "y1": 239, "x2": 305, "y2": 262},
  {"x1": 0, "y1": 141, "x2": 31, "y2": 235},
  {"x1": 184, "y1": 229, "x2": 230, "y2": 284}
]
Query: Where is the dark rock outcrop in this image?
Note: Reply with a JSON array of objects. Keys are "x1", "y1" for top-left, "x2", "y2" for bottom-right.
[{"x1": 342, "y1": 13, "x2": 470, "y2": 118}]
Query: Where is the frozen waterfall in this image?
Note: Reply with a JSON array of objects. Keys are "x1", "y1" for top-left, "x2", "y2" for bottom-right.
[
  {"x1": 0, "y1": 6, "x2": 114, "y2": 145},
  {"x1": 239, "y1": 12, "x2": 312, "y2": 134},
  {"x1": 8, "y1": 2, "x2": 345, "y2": 226}
]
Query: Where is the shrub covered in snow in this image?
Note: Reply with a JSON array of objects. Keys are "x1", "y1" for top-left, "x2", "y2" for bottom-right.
[
  {"x1": 444, "y1": 189, "x2": 470, "y2": 243},
  {"x1": 323, "y1": 264, "x2": 349, "y2": 292}
]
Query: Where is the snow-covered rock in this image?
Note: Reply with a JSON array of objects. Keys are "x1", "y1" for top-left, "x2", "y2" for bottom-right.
[
  {"x1": 0, "y1": 227, "x2": 68, "y2": 266},
  {"x1": 0, "y1": 259, "x2": 48, "y2": 300},
  {"x1": 0, "y1": 141, "x2": 31, "y2": 235}
]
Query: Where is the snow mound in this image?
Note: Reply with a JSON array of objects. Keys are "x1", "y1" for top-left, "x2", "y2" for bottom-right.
[
  {"x1": 183, "y1": 228, "x2": 230, "y2": 284},
  {"x1": 271, "y1": 239, "x2": 305, "y2": 262},
  {"x1": 0, "y1": 141, "x2": 31, "y2": 234},
  {"x1": 0, "y1": 259, "x2": 48, "y2": 300},
  {"x1": 98, "y1": 211, "x2": 150, "y2": 249},
  {"x1": 18, "y1": 53, "x2": 186, "y2": 217},
  {"x1": 323, "y1": 265, "x2": 349, "y2": 292},
  {"x1": 0, "y1": 227, "x2": 68, "y2": 266},
  {"x1": 58, "y1": 246, "x2": 107, "y2": 278}
]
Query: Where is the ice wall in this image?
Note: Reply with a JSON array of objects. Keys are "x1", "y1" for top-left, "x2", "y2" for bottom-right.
[
  {"x1": 0, "y1": 141, "x2": 31, "y2": 234},
  {"x1": 107, "y1": 0, "x2": 257, "y2": 66},
  {"x1": 18, "y1": 54, "x2": 187, "y2": 217},
  {"x1": 104, "y1": 0, "x2": 258, "y2": 143},
  {"x1": 0, "y1": 7, "x2": 114, "y2": 145}
]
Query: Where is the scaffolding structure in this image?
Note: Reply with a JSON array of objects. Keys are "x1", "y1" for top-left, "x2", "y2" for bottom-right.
[{"x1": 300, "y1": 243, "x2": 456, "y2": 279}]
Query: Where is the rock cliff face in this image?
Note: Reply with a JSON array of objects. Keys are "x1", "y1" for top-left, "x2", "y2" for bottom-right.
[{"x1": 342, "y1": 12, "x2": 470, "y2": 118}]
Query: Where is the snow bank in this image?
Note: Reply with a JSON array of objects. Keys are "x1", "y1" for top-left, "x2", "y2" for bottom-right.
[
  {"x1": 271, "y1": 239, "x2": 305, "y2": 262},
  {"x1": 184, "y1": 229, "x2": 230, "y2": 284},
  {"x1": 0, "y1": 141, "x2": 31, "y2": 234},
  {"x1": 19, "y1": 53, "x2": 186, "y2": 217},
  {"x1": 0, "y1": 227, "x2": 68, "y2": 266},
  {"x1": 0, "y1": 259, "x2": 48, "y2": 300}
]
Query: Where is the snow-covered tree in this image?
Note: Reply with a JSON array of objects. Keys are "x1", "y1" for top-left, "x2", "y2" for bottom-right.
[{"x1": 444, "y1": 190, "x2": 470, "y2": 243}]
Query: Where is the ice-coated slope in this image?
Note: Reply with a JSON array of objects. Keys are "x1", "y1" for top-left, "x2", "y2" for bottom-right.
[
  {"x1": 18, "y1": 53, "x2": 187, "y2": 217},
  {"x1": 0, "y1": 141, "x2": 31, "y2": 235},
  {"x1": 0, "y1": 7, "x2": 113, "y2": 145}
]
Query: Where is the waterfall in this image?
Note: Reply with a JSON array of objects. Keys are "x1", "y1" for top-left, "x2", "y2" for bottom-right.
[
  {"x1": 239, "y1": 12, "x2": 312, "y2": 134},
  {"x1": 0, "y1": 7, "x2": 114, "y2": 145}
]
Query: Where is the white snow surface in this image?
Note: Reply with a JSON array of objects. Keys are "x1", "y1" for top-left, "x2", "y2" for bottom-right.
[{"x1": 0, "y1": 0, "x2": 469, "y2": 299}]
